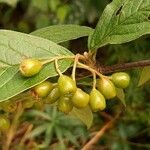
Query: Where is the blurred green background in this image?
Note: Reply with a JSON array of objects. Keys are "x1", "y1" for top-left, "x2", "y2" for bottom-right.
[{"x1": 0, "y1": 0, "x2": 150, "y2": 149}]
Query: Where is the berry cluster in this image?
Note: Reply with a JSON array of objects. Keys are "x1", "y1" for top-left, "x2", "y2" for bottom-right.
[
  {"x1": 18, "y1": 58, "x2": 130, "y2": 114},
  {"x1": 0, "y1": 57, "x2": 130, "y2": 131}
]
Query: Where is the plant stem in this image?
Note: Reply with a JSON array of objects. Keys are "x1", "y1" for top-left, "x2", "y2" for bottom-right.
[
  {"x1": 54, "y1": 59, "x2": 62, "y2": 76},
  {"x1": 82, "y1": 112, "x2": 121, "y2": 150},
  {"x1": 42, "y1": 55, "x2": 75, "y2": 65},
  {"x1": 101, "y1": 60, "x2": 150, "y2": 74},
  {"x1": 4, "y1": 103, "x2": 24, "y2": 150}
]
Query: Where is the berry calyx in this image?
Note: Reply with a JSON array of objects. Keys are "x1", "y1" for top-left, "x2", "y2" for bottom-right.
[
  {"x1": 57, "y1": 97, "x2": 73, "y2": 114},
  {"x1": 19, "y1": 59, "x2": 42, "y2": 77},
  {"x1": 33, "y1": 81, "x2": 53, "y2": 98},
  {"x1": 89, "y1": 89, "x2": 106, "y2": 112},
  {"x1": 58, "y1": 75, "x2": 77, "y2": 96},
  {"x1": 71, "y1": 88, "x2": 89, "y2": 108},
  {"x1": 0, "y1": 116, "x2": 10, "y2": 131},
  {"x1": 45, "y1": 87, "x2": 61, "y2": 104},
  {"x1": 111, "y1": 72, "x2": 130, "y2": 89},
  {"x1": 97, "y1": 77, "x2": 116, "y2": 99}
]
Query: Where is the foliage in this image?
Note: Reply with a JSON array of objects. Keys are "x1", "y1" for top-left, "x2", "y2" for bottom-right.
[{"x1": 0, "y1": 0, "x2": 150, "y2": 149}]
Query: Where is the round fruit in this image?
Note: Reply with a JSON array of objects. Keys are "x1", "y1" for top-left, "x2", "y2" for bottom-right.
[
  {"x1": 45, "y1": 87, "x2": 60, "y2": 104},
  {"x1": 111, "y1": 72, "x2": 130, "y2": 89},
  {"x1": 58, "y1": 75, "x2": 77, "y2": 96},
  {"x1": 19, "y1": 59, "x2": 42, "y2": 77},
  {"x1": 33, "y1": 81, "x2": 53, "y2": 98},
  {"x1": 22, "y1": 99, "x2": 35, "y2": 109},
  {"x1": 97, "y1": 77, "x2": 116, "y2": 99},
  {"x1": 57, "y1": 97, "x2": 73, "y2": 114},
  {"x1": 1, "y1": 101, "x2": 17, "y2": 113},
  {"x1": 71, "y1": 88, "x2": 89, "y2": 108},
  {"x1": 0, "y1": 116, "x2": 10, "y2": 131},
  {"x1": 89, "y1": 89, "x2": 106, "y2": 112}
]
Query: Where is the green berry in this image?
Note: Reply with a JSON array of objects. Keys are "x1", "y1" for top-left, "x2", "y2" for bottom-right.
[
  {"x1": 57, "y1": 97, "x2": 73, "y2": 114},
  {"x1": 71, "y1": 88, "x2": 89, "y2": 108},
  {"x1": 33, "y1": 81, "x2": 53, "y2": 98},
  {"x1": 22, "y1": 99, "x2": 35, "y2": 109},
  {"x1": 45, "y1": 87, "x2": 60, "y2": 104},
  {"x1": 111, "y1": 72, "x2": 130, "y2": 89},
  {"x1": 89, "y1": 89, "x2": 106, "y2": 112},
  {"x1": 0, "y1": 116, "x2": 10, "y2": 131},
  {"x1": 19, "y1": 59, "x2": 42, "y2": 77},
  {"x1": 58, "y1": 75, "x2": 77, "y2": 96},
  {"x1": 97, "y1": 77, "x2": 116, "y2": 99}
]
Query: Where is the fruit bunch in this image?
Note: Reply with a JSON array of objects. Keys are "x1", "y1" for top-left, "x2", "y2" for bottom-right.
[
  {"x1": 0, "y1": 57, "x2": 130, "y2": 132},
  {"x1": 18, "y1": 58, "x2": 130, "y2": 114}
]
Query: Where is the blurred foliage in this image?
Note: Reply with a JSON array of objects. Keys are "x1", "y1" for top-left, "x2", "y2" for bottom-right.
[{"x1": 0, "y1": 0, "x2": 150, "y2": 149}]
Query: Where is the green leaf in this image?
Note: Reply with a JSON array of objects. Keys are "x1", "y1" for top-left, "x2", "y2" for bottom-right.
[
  {"x1": 116, "y1": 88, "x2": 126, "y2": 107},
  {"x1": 31, "y1": 25, "x2": 93, "y2": 43},
  {"x1": 0, "y1": 30, "x2": 73, "y2": 102},
  {"x1": 138, "y1": 66, "x2": 150, "y2": 86},
  {"x1": 89, "y1": 0, "x2": 150, "y2": 50},
  {"x1": 69, "y1": 106, "x2": 93, "y2": 129},
  {"x1": 0, "y1": 0, "x2": 19, "y2": 7}
]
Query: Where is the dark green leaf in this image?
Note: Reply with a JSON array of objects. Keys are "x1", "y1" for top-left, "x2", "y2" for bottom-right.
[
  {"x1": 0, "y1": 30, "x2": 73, "y2": 101},
  {"x1": 89, "y1": 0, "x2": 150, "y2": 50},
  {"x1": 31, "y1": 25, "x2": 93, "y2": 43}
]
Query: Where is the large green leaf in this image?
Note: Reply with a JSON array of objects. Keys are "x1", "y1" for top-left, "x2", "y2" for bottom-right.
[
  {"x1": 0, "y1": 30, "x2": 73, "y2": 102},
  {"x1": 138, "y1": 66, "x2": 150, "y2": 86},
  {"x1": 89, "y1": 0, "x2": 150, "y2": 50},
  {"x1": 69, "y1": 106, "x2": 93, "y2": 129},
  {"x1": 31, "y1": 25, "x2": 93, "y2": 43}
]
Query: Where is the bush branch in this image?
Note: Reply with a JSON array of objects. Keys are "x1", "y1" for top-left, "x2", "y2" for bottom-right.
[
  {"x1": 82, "y1": 112, "x2": 121, "y2": 150},
  {"x1": 100, "y1": 60, "x2": 150, "y2": 74}
]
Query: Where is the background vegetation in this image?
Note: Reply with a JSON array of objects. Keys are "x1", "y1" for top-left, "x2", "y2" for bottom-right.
[{"x1": 0, "y1": 0, "x2": 150, "y2": 149}]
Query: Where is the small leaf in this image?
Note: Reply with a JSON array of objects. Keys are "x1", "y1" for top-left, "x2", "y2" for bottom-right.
[
  {"x1": 27, "y1": 124, "x2": 47, "y2": 138},
  {"x1": 89, "y1": 0, "x2": 150, "y2": 50},
  {"x1": 69, "y1": 106, "x2": 93, "y2": 129},
  {"x1": 31, "y1": 25, "x2": 93, "y2": 43},
  {"x1": 116, "y1": 88, "x2": 126, "y2": 107},
  {"x1": 0, "y1": 30, "x2": 73, "y2": 101},
  {"x1": 138, "y1": 66, "x2": 150, "y2": 86}
]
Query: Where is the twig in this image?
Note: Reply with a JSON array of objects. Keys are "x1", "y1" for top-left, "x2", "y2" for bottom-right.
[
  {"x1": 82, "y1": 112, "x2": 121, "y2": 150},
  {"x1": 100, "y1": 60, "x2": 150, "y2": 74},
  {"x1": 4, "y1": 103, "x2": 24, "y2": 150}
]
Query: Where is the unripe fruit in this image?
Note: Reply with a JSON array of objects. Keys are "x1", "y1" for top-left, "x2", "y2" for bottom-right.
[
  {"x1": 33, "y1": 81, "x2": 53, "y2": 98},
  {"x1": 89, "y1": 89, "x2": 106, "y2": 112},
  {"x1": 22, "y1": 99, "x2": 35, "y2": 109},
  {"x1": 1, "y1": 101, "x2": 17, "y2": 113},
  {"x1": 19, "y1": 59, "x2": 42, "y2": 77},
  {"x1": 45, "y1": 87, "x2": 60, "y2": 104},
  {"x1": 111, "y1": 72, "x2": 130, "y2": 89},
  {"x1": 58, "y1": 75, "x2": 77, "y2": 96},
  {"x1": 57, "y1": 97, "x2": 73, "y2": 114},
  {"x1": 97, "y1": 77, "x2": 116, "y2": 99},
  {"x1": 71, "y1": 88, "x2": 89, "y2": 108},
  {"x1": 0, "y1": 116, "x2": 10, "y2": 131}
]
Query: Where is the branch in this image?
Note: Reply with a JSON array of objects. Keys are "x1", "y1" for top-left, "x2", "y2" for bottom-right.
[
  {"x1": 82, "y1": 112, "x2": 121, "y2": 150},
  {"x1": 100, "y1": 60, "x2": 150, "y2": 74}
]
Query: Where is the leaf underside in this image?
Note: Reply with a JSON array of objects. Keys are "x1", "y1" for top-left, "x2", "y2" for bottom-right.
[
  {"x1": 89, "y1": 0, "x2": 150, "y2": 50},
  {"x1": 0, "y1": 30, "x2": 73, "y2": 102}
]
